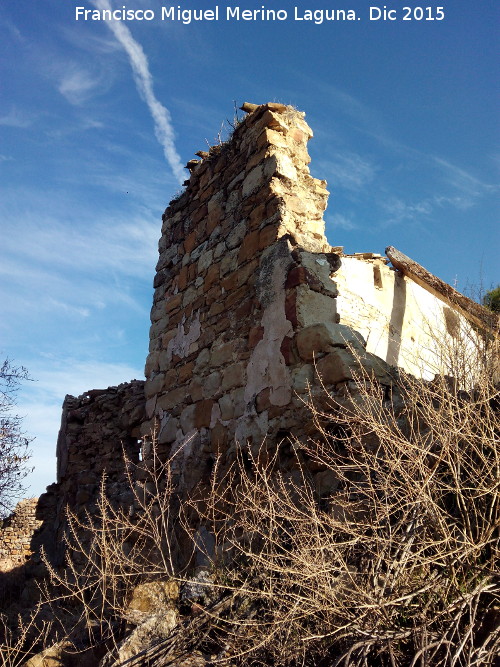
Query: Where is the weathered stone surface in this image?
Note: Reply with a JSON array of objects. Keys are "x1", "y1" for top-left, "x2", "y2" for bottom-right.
[
  {"x1": 125, "y1": 579, "x2": 179, "y2": 621},
  {"x1": 116, "y1": 609, "x2": 179, "y2": 663},
  {"x1": 0, "y1": 498, "x2": 41, "y2": 568},
  {"x1": 316, "y1": 348, "x2": 393, "y2": 385},
  {"x1": 210, "y1": 341, "x2": 235, "y2": 367},
  {"x1": 24, "y1": 640, "x2": 73, "y2": 667},
  {"x1": 202, "y1": 370, "x2": 221, "y2": 398},
  {"x1": 296, "y1": 323, "x2": 366, "y2": 361},
  {"x1": 194, "y1": 399, "x2": 214, "y2": 429},
  {"x1": 180, "y1": 404, "x2": 196, "y2": 434},
  {"x1": 221, "y1": 362, "x2": 245, "y2": 391},
  {"x1": 295, "y1": 286, "x2": 337, "y2": 328}
]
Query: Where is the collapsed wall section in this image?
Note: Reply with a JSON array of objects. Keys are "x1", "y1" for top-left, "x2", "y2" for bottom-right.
[{"x1": 37, "y1": 380, "x2": 145, "y2": 564}]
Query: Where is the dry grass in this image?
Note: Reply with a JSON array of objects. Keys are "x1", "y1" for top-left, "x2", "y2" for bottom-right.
[
  {"x1": 4, "y1": 335, "x2": 498, "y2": 666},
  {"x1": 192, "y1": 338, "x2": 499, "y2": 665}
]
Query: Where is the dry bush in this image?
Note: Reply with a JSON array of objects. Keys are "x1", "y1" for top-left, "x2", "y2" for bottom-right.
[
  {"x1": 40, "y1": 437, "x2": 193, "y2": 659},
  {"x1": 26, "y1": 334, "x2": 499, "y2": 666},
  {"x1": 194, "y1": 338, "x2": 499, "y2": 665},
  {"x1": 0, "y1": 607, "x2": 52, "y2": 667}
]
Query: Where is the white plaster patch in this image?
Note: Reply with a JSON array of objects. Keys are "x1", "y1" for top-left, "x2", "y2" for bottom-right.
[
  {"x1": 167, "y1": 311, "x2": 201, "y2": 363},
  {"x1": 244, "y1": 242, "x2": 293, "y2": 408},
  {"x1": 210, "y1": 402, "x2": 222, "y2": 429}
]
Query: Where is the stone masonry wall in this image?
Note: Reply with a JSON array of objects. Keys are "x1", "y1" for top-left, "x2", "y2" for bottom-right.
[
  {"x1": 0, "y1": 498, "x2": 42, "y2": 569},
  {"x1": 141, "y1": 103, "x2": 396, "y2": 501},
  {"x1": 141, "y1": 102, "x2": 491, "y2": 499},
  {"x1": 37, "y1": 380, "x2": 146, "y2": 564},
  {"x1": 143, "y1": 105, "x2": 333, "y2": 482}
]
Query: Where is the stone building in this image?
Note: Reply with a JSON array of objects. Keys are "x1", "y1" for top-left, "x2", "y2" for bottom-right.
[{"x1": 3, "y1": 102, "x2": 497, "y2": 570}]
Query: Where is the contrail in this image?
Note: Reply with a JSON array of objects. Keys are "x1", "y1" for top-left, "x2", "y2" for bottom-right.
[{"x1": 92, "y1": 0, "x2": 185, "y2": 183}]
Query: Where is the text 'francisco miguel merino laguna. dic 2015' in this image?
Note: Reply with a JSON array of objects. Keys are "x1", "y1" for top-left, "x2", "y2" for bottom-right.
[{"x1": 75, "y1": 6, "x2": 362, "y2": 24}]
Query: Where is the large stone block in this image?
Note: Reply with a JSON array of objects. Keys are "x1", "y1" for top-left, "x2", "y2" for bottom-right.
[
  {"x1": 295, "y1": 286, "x2": 337, "y2": 328},
  {"x1": 296, "y1": 323, "x2": 366, "y2": 362},
  {"x1": 221, "y1": 362, "x2": 246, "y2": 391},
  {"x1": 316, "y1": 348, "x2": 393, "y2": 386}
]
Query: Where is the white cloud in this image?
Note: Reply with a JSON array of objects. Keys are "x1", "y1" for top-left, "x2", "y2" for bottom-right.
[
  {"x1": 58, "y1": 66, "x2": 104, "y2": 105},
  {"x1": 91, "y1": 0, "x2": 185, "y2": 183},
  {"x1": 46, "y1": 298, "x2": 91, "y2": 318},
  {"x1": 80, "y1": 117, "x2": 105, "y2": 130},
  {"x1": 433, "y1": 157, "x2": 497, "y2": 199},
  {"x1": 0, "y1": 202, "x2": 158, "y2": 279},
  {"x1": 329, "y1": 213, "x2": 359, "y2": 231},
  {"x1": 0, "y1": 192, "x2": 158, "y2": 342},
  {"x1": 319, "y1": 151, "x2": 376, "y2": 191},
  {"x1": 380, "y1": 197, "x2": 433, "y2": 227},
  {"x1": 0, "y1": 107, "x2": 33, "y2": 128}
]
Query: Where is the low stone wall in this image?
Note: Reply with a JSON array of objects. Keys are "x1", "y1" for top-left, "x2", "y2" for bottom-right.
[
  {"x1": 35, "y1": 380, "x2": 146, "y2": 566},
  {"x1": 0, "y1": 498, "x2": 41, "y2": 569}
]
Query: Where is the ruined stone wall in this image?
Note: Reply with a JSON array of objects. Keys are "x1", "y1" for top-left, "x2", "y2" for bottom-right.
[
  {"x1": 142, "y1": 104, "x2": 345, "y2": 490},
  {"x1": 35, "y1": 380, "x2": 146, "y2": 564},
  {"x1": 8, "y1": 102, "x2": 492, "y2": 574},
  {"x1": 0, "y1": 498, "x2": 41, "y2": 569},
  {"x1": 141, "y1": 102, "x2": 491, "y2": 499}
]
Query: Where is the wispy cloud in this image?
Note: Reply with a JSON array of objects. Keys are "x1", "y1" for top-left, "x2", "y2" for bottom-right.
[
  {"x1": 433, "y1": 157, "x2": 498, "y2": 199},
  {"x1": 397, "y1": 158, "x2": 500, "y2": 220},
  {"x1": 0, "y1": 16, "x2": 23, "y2": 42},
  {"x1": 0, "y1": 211, "x2": 158, "y2": 281},
  {"x1": 380, "y1": 197, "x2": 433, "y2": 227},
  {"x1": 0, "y1": 107, "x2": 33, "y2": 128},
  {"x1": 58, "y1": 66, "x2": 104, "y2": 105},
  {"x1": 328, "y1": 213, "x2": 359, "y2": 232},
  {"x1": 0, "y1": 187, "x2": 159, "y2": 338},
  {"x1": 92, "y1": 0, "x2": 185, "y2": 183},
  {"x1": 319, "y1": 151, "x2": 376, "y2": 191}
]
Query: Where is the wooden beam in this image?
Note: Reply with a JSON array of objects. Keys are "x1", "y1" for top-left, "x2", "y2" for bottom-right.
[{"x1": 385, "y1": 246, "x2": 499, "y2": 332}]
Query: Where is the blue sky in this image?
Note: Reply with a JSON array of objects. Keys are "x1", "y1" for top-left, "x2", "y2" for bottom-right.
[{"x1": 1, "y1": 0, "x2": 498, "y2": 500}]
